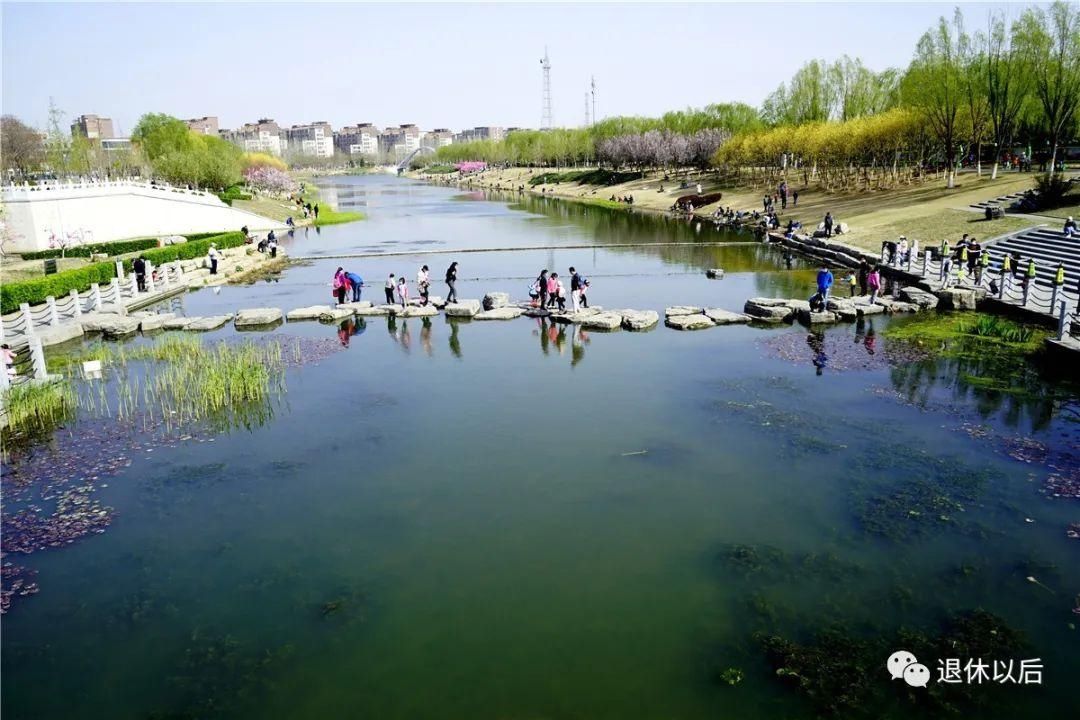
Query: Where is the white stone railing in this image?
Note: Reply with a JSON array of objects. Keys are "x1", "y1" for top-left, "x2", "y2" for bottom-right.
[{"x1": 1, "y1": 179, "x2": 222, "y2": 205}]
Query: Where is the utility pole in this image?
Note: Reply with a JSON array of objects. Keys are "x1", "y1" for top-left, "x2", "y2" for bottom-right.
[
  {"x1": 540, "y1": 47, "x2": 553, "y2": 130},
  {"x1": 584, "y1": 92, "x2": 591, "y2": 127},
  {"x1": 591, "y1": 75, "x2": 597, "y2": 124}
]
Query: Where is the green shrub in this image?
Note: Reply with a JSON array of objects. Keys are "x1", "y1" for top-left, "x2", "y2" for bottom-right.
[
  {"x1": 2, "y1": 232, "x2": 247, "y2": 313},
  {"x1": 1, "y1": 261, "x2": 118, "y2": 314},
  {"x1": 1034, "y1": 173, "x2": 1071, "y2": 206},
  {"x1": 19, "y1": 231, "x2": 244, "y2": 260},
  {"x1": 123, "y1": 232, "x2": 246, "y2": 272},
  {"x1": 19, "y1": 238, "x2": 161, "y2": 260},
  {"x1": 217, "y1": 184, "x2": 253, "y2": 206}
]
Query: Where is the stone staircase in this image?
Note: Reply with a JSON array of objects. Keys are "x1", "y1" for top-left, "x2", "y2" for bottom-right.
[
  {"x1": 984, "y1": 227, "x2": 1080, "y2": 288},
  {"x1": 969, "y1": 189, "x2": 1033, "y2": 211}
]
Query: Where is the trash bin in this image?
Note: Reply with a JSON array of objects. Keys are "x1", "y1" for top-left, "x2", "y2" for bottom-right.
[{"x1": 43, "y1": 259, "x2": 58, "y2": 275}]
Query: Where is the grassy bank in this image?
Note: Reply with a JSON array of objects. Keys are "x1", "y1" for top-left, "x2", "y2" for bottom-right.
[{"x1": 418, "y1": 166, "x2": 1044, "y2": 253}]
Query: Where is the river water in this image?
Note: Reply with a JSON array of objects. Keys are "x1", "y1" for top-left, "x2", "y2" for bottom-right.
[{"x1": 2, "y1": 175, "x2": 1078, "y2": 719}]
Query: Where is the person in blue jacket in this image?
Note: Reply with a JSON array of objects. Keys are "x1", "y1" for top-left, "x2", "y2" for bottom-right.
[
  {"x1": 345, "y1": 271, "x2": 364, "y2": 302},
  {"x1": 816, "y1": 264, "x2": 834, "y2": 309}
]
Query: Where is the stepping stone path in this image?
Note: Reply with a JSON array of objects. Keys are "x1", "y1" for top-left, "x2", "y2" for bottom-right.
[
  {"x1": 619, "y1": 310, "x2": 660, "y2": 331},
  {"x1": 704, "y1": 308, "x2": 751, "y2": 325},
  {"x1": 665, "y1": 314, "x2": 715, "y2": 330},
  {"x1": 483, "y1": 292, "x2": 510, "y2": 310},
  {"x1": 234, "y1": 308, "x2": 283, "y2": 327},
  {"x1": 286, "y1": 306, "x2": 334, "y2": 321},
  {"x1": 186, "y1": 315, "x2": 233, "y2": 331},
  {"x1": 475, "y1": 307, "x2": 524, "y2": 320},
  {"x1": 134, "y1": 312, "x2": 176, "y2": 331},
  {"x1": 353, "y1": 305, "x2": 395, "y2": 316},
  {"x1": 578, "y1": 312, "x2": 624, "y2": 331},
  {"x1": 394, "y1": 304, "x2": 438, "y2": 318},
  {"x1": 665, "y1": 305, "x2": 703, "y2": 316},
  {"x1": 445, "y1": 300, "x2": 482, "y2": 317},
  {"x1": 318, "y1": 308, "x2": 354, "y2": 322}
]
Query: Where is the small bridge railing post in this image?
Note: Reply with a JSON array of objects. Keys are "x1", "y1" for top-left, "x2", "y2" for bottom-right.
[
  {"x1": 29, "y1": 337, "x2": 47, "y2": 380},
  {"x1": 1057, "y1": 300, "x2": 1068, "y2": 341},
  {"x1": 20, "y1": 303, "x2": 35, "y2": 336},
  {"x1": 70, "y1": 288, "x2": 83, "y2": 317},
  {"x1": 46, "y1": 296, "x2": 60, "y2": 326}
]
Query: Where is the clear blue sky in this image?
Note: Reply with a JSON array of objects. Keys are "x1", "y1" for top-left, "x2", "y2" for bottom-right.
[{"x1": 2, "y1": 1, "x2": 1038, "y2": 135}]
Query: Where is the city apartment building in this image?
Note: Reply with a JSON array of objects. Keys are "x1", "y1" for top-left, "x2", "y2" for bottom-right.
[
  {"x1": 186, "y1": 117, "x2": 219, "y2": 136},
  {"x1": 70, "y1": 114, "x2": 115, "y2": 141},
  {"x1": 454, "y1": 126, "x2": 506, "y2": 143},
  {"x1": 284, "y1": 121, "x2": 334, "y2": 158},
  {"x1": 379, "y1": 124, "x2": 423, "y2": 159},
  {"x1": 334, "y1": 123, "x2": 380, "y2": 157},
  {"x1": 223, "y1": 119, "x2": 285, "y2": 156},
  {"x1": 423, "y1": 129, "x2": 454, "y2": 148}
]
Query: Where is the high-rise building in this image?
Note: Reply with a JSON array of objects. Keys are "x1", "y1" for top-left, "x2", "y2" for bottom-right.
[
  {"x1": 454, "y1": 126, "x2": 506, "y2": 143},
  {"x1": 223, "y1": 119, "x2": 284, "y2": 156},
  {"x1": 186, "y1": 117, "x2": 219, "y2": 136},
  {"x1": 423, "y1": 129, "x2": 454, "y2": 148},
  {"x1": 335, "y1": 123, "x2": 380, "y2": 157},
  {"x1": 70, "y1": 114, "x2": 116, "y2": 141},
  {"x1": 379, "y1": 124, "x2": 423, "y2": 159},
  {"x1": 284, "y1": 121, "x2": 334, "y2": 158}
]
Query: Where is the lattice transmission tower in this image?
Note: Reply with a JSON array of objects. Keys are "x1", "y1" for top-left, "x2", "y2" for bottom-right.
[
  {"x1": 540, "y1": 47, "x2": 553, "y2": 129},
  {"x1": 591, "y1": 75, "x2": 598, "y2": 123}
]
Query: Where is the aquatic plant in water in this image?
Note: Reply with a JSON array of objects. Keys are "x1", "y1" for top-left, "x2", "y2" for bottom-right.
[
  {"x1": 1, "y1": 379, "x2": 76, "y2": 440},
  {"x1": 759, "y1": 610, "x2": 1026, "y2": 717}
]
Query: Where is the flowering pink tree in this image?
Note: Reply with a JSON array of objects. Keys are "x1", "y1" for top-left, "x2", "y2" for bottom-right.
[
  {"x1": 455, "y1": 161, "x2": 487, "y2": 174},
  {"x1": 243, "y1": 166, "x2": 298, "y2": 195}
]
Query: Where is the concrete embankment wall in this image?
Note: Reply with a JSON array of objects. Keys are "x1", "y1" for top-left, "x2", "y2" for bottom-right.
[{"x1": 2, "y1": 181, "x2": 282, "y2": 252}]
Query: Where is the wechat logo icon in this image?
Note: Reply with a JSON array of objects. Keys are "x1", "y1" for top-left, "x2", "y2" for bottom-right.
[{"x1": 887, "y1": 650, "x2": 929, "y2": 688}]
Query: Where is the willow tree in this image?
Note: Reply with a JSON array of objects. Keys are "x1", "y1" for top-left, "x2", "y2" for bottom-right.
[
  {"x1": 1014, "y1": 1, "x2": 1080, "y2": 175},
  {"x1": 960, "y1": 25, "x2": 992, "y2": 174},
  {"x1": 984, "y1": 11, "x2": 1032, "y2": 178},
  {"x1": 905, "y1": 9, "x2": 966, "y2": 187}
]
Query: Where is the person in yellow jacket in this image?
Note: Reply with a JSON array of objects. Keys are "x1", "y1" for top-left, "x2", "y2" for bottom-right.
[
  {"x1": 1002, "y1": 253, "x2": 1012, "y2": 275},
  {"x1": 976, "y1": 250, "x2": 989, "y2": 285},
  {"x1": 939, "y1": 238, "x2": 950, "y2": 259}
]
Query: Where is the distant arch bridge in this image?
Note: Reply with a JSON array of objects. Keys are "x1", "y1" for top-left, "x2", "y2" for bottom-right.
[{"x1": 397, "y1": 146, "x2": 437, "y2": 173}]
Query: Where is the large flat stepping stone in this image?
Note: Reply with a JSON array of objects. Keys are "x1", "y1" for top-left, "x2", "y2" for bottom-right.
[
  {"x1": 337, "y1": 301, "x2": 372, "y2": 312},
  {"x1": 578, "y1": 311, "x2": 624, "y2": 331},
  {"x1": 445, "y1": 300, "x2": 481, "y2": 317},
  {"x1": 704, "y1": 308, "x2": 751, "y2": 325},
  {"x1": 743, "y1": 300, "x2": 794, "y2": 322},
  {"x1": 137, "y1": 312, "x2": 176, "y2": 331},
  {"x1": 475, "y1": 307, "x2": 524, "y2": 320},
  {"x1": 395, "y1": 304, "x2": 439, "y2": 318},
  {"x1": 186, "y1": 315, "x2": 233, "y2": 331},
  {"x1": 482, "y1": 292, "x2": 510, "y2": 310},
  {"x1": 665, "y1": 305, "x2": 703, "y2": 317},
  {"x1": 353, "y1": 304, "x2": 395, "y2": 316},
  {"x1": 80, "y1": 312, "x2": 126, "y2": 333},
  {"x1": 665, "y1": 314, "x2": 715, "y2": 330},
  {"x1": 900, "y1": 286, "x2": 939, "y2": 309},
  {"x1": 857, "y1": 303, "x2": 885, "y2": 316},
  {"x1": 318, "y1": 308, "x2": 354, "y2": 322},
  {"x1": 287, "y1": 305, "x2": 334, "y2": 321},
  {"x1": 549, "y1": 307, "x2": 603, "y2": 324},
  {"x1": 797, "y1": 309, "x2": 840, "y2": 324},
  {"x1": 235, "y1": 308, "x2": 283, "y2": 327},
  {"x1": 935, "y1": 288, "x2": 977, "y2": 311},
  {"x1": 163, "y1": 317, "x2": 195, "y2": 330},
  {"x1": 101, "y1": 316, "x2": 142, "y2": 338},
  {"x1": 38, "y1": 322, "x2": 85, "y2": 346},
  {"x1": 620, "y1": 310, "x2": 659, "y2": 331}
]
